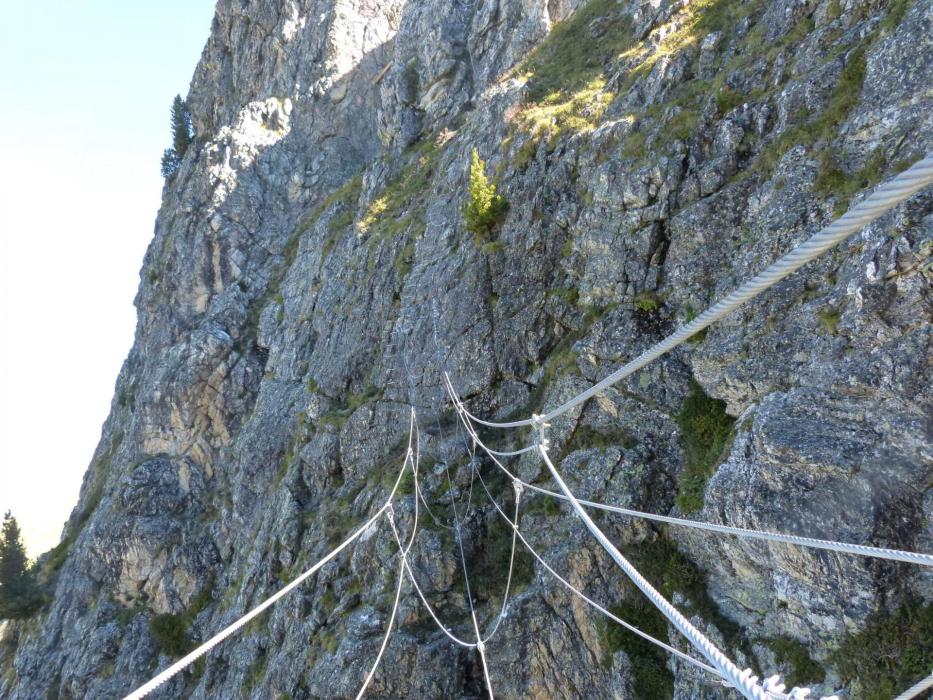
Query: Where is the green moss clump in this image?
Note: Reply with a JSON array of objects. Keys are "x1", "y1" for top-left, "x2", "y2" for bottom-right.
[
  {"x1": 766, "y1": 636, "x2": 824, "y2": 687},
  {"x1": 563, "y1": 424, "x2": 637, "y2": 455},
  {"x1": 523, "y1": 494, "x2": 563, "y2": 517},
  {"x1": 462, "y1": 148, "x2": 509, "y2": 240},
  {"x1": 674, "y1": 381, "x2": 735, "y2": 513},
  {"x1": 818, "y1": 308, "x2": 841, "y2": 335},
  {"x1": 832, "y1": 600, "x2": 933, "y2": 700},
  {"x1": 317, "y1": 385, "x2": 383, "y2": 430}
]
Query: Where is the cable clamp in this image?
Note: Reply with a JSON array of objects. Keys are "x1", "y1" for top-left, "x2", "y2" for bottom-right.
[
  {"x1": 762, "y1": 675, "x2": 785, "y2": 694},
  {"x1": 512, "y1": 479, "x2": 524, "y2": 498},
  {"x1": 475, "y1": 641, "x2": 485, "y2": 654},
  {"x1": 532, "y1": 414, "x2": 551, "y2": 451},
  {"x1": 386, "y1": 504, "x2": 395, "y2": 521}
]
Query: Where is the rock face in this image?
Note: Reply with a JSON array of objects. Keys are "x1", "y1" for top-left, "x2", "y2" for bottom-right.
[{"x1": 2, "y1": 0, "x2": 931, "y2": 698}]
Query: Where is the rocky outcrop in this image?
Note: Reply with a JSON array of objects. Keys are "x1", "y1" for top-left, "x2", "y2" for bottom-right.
[{"x1": 2, "y1": 0, "x2": 931, "y2": 698}]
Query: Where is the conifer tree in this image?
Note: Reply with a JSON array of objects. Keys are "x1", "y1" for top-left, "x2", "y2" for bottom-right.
[
  {"x1": 0, "y1": 511, "x2": 41, "y2": 619},
  {"x1": 170, "y1": 95, "x2": 193, "y2": 158},
  {"x1": 160, "y1": 95, "x2": 194, "y2": 179},
  {"x1": 461, "y1": 148, "x2": 508, "y2": 238}
]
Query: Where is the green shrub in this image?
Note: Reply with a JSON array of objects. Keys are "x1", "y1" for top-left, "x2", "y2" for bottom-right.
[
  {"x1": 601, "y1": 598, "x2": 674, "y2": 698},
  {"x1": 716, "y1": 85, "x2": 745, "y2": 115},
  {"x1": 150, "y1": 613, "x2": 191, "y2": 657},
  {"x1": 634, "y1": 292, "x2": 660, "y2": 313},
  {"x1": 160, "y1": 95, "x2": 194, "y2": 179},
  {"x1": 462, "y1": 149, "x2": 508, "y2": 239},
  {"x1": 148, "y1": 585, "x2": 214, "y2": 658},
  {"x1": 674, "y1": 381, "x2": 735, "y2": 512},
  {"x1": 766, "y1": 636, "x2": 824, "y2": 687},
  {"x1": 832, "y1": 600, "x2": 933, "y2": 699}
]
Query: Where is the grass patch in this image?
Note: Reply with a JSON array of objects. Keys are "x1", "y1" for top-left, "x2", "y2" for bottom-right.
[
  {"x1": 831, "y1": 600, "x2": 933, "y2": 700},
  {"x1": 358, "y1": 142, "x2": 439, "y2": 242},
  {"x1": 522, "y1": 0, "x2": 634, "y2": 105},
  {"x1": 634, "y1": 291, "x2": 660, "y2": 313},
  {"x1": 683, "y1": 304, "x2": 708, "y2": 344},
  {"x1": 316, "y1": 385, "x2": 383, "y2": 430},
  {"x1": 674, "y1": 381, "x2": 735, "y2": 512},
  {"x1": 814, "y1": 147, "x2": 887, "y2": 214}
]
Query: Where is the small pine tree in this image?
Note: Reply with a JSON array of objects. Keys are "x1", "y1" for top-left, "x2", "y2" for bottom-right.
[
  {"x1": 160, "y1": 95, "x2": 194, "y2": 179},
  {"x1": 160, "y1": 148, "x2": 181, "y2": 179},
  {"x1": 0, "y1": 511, "x2": 42, "y2": 619},
  {"x1": 170, "y1": 95, "x2": 193, "y2": 158},
  {"x1": 461, "y1": 148, "x2": 508, "y2": 238}
]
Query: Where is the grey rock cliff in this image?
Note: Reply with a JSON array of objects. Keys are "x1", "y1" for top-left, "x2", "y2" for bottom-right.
[{"x1": 2, "y1": 0, "x2": 931, "y2": 698}]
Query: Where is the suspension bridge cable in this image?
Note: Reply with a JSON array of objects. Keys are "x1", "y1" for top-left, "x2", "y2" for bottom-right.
[
  {"x1": 536, "y1": 440, "x2": 783, "y2": 700},
  {"x1": 469, "y1": 458, "x2": 728, "y2": 681},
  {"x1": 479, "y1": 472, "x2": 522, "y2": 644},
  {"x1": 445, "y1": 374, "x2": 933, "y2": 568},
  {"x1": 455, "y1": 152, "x2": 933, "y2": 430},
  {"x1": 445, "y1": 387, "x2": 728, "y2": 680},
  {"x1": 122, "y1": 412, "x2": 419, "y2": 700},
  {"x1": 447, "y1": 412, "x2": 523, "y2": 644},
  {"x1": 355, "y1": 419, "x2": 424, "y2": 700},
  {"x1": 386, "y1": 515, "x2": 478, "y2": 649},
  {"x1": 442, "y1": 439, "x2": 496, "y2": 698}
]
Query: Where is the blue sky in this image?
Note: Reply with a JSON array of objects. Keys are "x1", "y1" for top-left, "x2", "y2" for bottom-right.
[{"x1": 0, "y1": 1, "x2": 217, "y2": 555}]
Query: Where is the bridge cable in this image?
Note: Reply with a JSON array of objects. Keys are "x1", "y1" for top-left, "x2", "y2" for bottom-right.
[
  {"x1": 355, "y1": 415, "x2": 423, "y2": 699},
  {"x1": 459, "y1": 152, "x2": 933, "y2": 430},
  {"x1": 444, "y1": 374, "x2": 933, "y2": 568}
]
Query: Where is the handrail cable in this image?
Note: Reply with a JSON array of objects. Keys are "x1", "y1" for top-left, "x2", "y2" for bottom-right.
[
  {"x1": 893, "y1": 670, "x2": 933, "y2": 700},
  {"x1": 537, "y1": 439, "x2": 798, "y2": 700},
  {"x1": 444, "y1": 375, "x2": 933, "y2": 568},
  {"x1": 469, "y1": 456, "x2": 728, "y2": 681},
  {"x1": 459, "y1": 152, "x2": 933, "y2": 430}
]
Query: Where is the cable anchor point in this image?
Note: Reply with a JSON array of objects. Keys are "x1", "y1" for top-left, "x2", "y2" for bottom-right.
[{"x1": 532, "y1": 414, "x2": 550, "y2": 451}]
